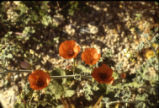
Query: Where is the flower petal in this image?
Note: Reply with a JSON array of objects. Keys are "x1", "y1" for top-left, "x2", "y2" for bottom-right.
[
  {"x1": 81, "y1": 48, "x2": 100, "y2": 65},
  {"x1": 28, "y1": 70, "x2": 50, "y2": 90},
  {"x1": 91, "y1": 64, "x2": 114, "y2": 84},
  {"x1": 59, "y1": 40, "x2": 80, "y2": 59}
]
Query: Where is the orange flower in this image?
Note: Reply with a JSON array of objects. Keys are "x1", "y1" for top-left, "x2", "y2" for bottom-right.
[
  {"x1": 120, "y1": 73, "x2": 126, "y2": 79},
  {"x1": 81, "y1": 48, "x2": 101, "y2": 65},
  {"x1": 92, "y1": 64, "x2": 114, "y2": 84},
  {"x1": 59, "y1": 40, "x2": 80, "y2": 59},
  {"x1": 28, "y1": 70, "x2": 50, "y2": 90}
]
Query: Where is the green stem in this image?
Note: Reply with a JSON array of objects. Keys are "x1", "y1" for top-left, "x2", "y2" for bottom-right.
[
  {"x1": 0, "y1": 70, "x2": 31, "y2": 74},
  {"x1": 90, "y1": 65, "x2": 94, "y2": 70},
  {"x1": 106, "y1": 100, "x2": 146, "y2": 106},
  {"x1": 36, "y1": 91, "x2": 41, "y2": 107},
  {"x1": 28, "y1": 91, "x2": 34, "y2": 108},
  {"x1": 0, "y1": 69, "x2": 92, "y2": 79},
  {"x1": 73, "y1": 58, "x2": 76, "y2": 75},
  {"x1": 51, "y1": 74, "x2": 92, "y2": 79}
]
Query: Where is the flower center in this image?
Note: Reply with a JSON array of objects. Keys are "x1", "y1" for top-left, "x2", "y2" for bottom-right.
[
  {"x1": 36, "y1": 79, "x2": 45, "y2": 87},
  {"x1": 90, "y1": 58, "x2": 94, "y2": 64},
  {"x1": 99, "y1": 73, "x2": 107, "y2": 80},
  {"x1": 67, "y1": 50, "x2": 74, "y2": 57}
]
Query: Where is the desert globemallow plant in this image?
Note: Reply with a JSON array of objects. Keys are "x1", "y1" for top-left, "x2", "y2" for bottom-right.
[
  {"x1": 81, "y1": 48, "x2": 101, "y2": 65},
  {"x1": 28, "y1": 70, "x2": 50, "y2": 90},
  {"x1": 91, "y1": 64, "x2": 114, "y2": 84},
  {"x1": 59, "y1": 40, "x2": 80, "y2": 59}
]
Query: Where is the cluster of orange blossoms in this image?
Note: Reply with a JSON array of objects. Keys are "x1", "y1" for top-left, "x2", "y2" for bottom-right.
[{"x1": 28, "y1": 40, "x2": 114, "y2": 90}]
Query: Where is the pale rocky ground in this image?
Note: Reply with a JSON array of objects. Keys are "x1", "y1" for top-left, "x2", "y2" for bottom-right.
[{"x1": 0, "y1": 1, "x2": 158, "y2": 108}]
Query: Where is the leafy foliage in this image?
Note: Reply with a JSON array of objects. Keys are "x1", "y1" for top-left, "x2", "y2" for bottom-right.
[{"x1": 0, "y1": 1, "x2": 158, "y2": 108}]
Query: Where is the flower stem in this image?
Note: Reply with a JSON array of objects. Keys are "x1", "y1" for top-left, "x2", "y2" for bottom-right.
[
  {"x1": 0, "y1": 70, "x2": 31, "y2": 74},
  {"x1": 28, "y1": 91, "x2": 34, "y2": 108},
  {"x1": 0, "y1": 69, "x2": 92, "y2": 79},
  {"x1": 73, "y1": 58, "x2": 76, "y2": 75},
  {"x1": 106, "y1": 100, "x2": 146, "y2": 105},
  {"x1": 51, "y1": 75, "x2": 92, "y2": 79}
]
